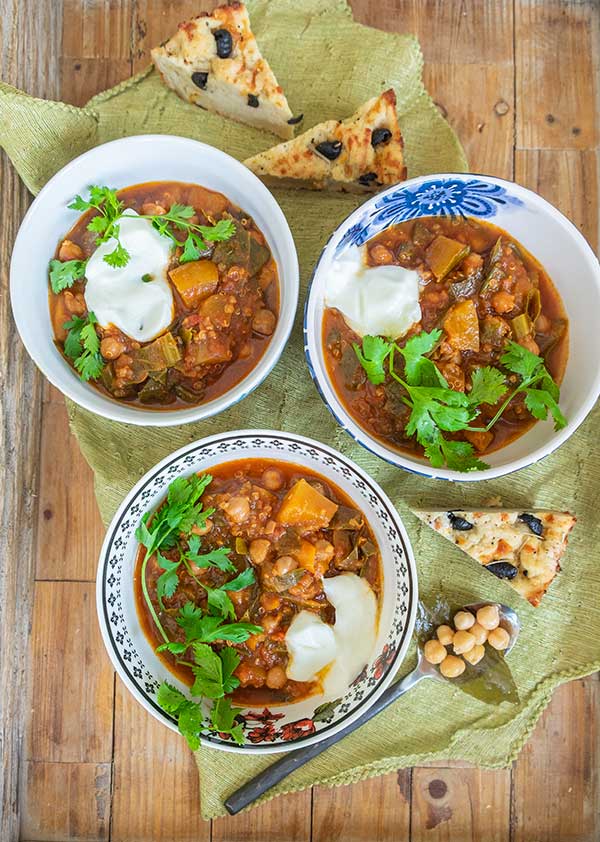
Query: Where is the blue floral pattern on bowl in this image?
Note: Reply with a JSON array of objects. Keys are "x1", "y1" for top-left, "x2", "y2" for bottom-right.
[{"x1": 337, "y1": 177, "x2": 524, "y2": 253}]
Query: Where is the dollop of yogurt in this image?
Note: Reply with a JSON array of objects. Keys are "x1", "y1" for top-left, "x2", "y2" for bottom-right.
[
  {"x1": 284, "y1": 572, "x2": 378, "y2": 700},
  {"x1": 84, "y1": 210, "x2": 174, "y2": 342},
  {"x1": 324, "y1": 245, "x2": 421, "y2": 339}
]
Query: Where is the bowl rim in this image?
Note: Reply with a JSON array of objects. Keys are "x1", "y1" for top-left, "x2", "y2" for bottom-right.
[
  {"x1": 10, "y1": 134, "x2": 299, "y2": 427},
  {"x1": 95, "y1": 428, "x2": 418, "y2": 753},
  {"x1": 304, "y1": 171, "x2": 600, "y2": 482}
]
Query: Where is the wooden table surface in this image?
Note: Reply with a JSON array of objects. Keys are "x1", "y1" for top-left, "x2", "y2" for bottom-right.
[{"x1": 1, "y1": 1, "x2": 599, "y2": 840}]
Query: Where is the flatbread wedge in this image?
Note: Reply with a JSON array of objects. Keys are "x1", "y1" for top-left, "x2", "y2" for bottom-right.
[
  {"x1": 151, "y1": 2, "x2": 295, "y2": 139},
  {"x1": 413, "y1": 509, "x2": 576, "y2": 606},
  {"x1": 243, "y1": 89, "x2": 407, "y2": 192}
]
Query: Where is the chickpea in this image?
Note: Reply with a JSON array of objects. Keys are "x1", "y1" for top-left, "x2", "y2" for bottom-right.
[
  {"x1": 463, "y1": 643, "x2": 485, "y2": 665},
  {"x1": 252, "y1": 308, "x2": 277, "y2": 336},
  {"x1": 191, "y1": 519, "x2": 212, "y2": 537},
  {"x1": 261, "y1": 613, "x2": 281, "y2": 634},
  {"x1": 436, "y1": 625, "x2": 454, "y2": 646},
  {"x1": 369, "y1": 243, "x2": 394, "y2": 265},
  {"x1": 273, "y1": 555, "x2": 298, "y2": 576},
  {"x1": 491, "y1": 290, "x2": 516, "y2": 314},
  {"x1": 440, "y1": 654, "x2": 466, "y2": 679},
  {"x1": 261, "y1": 467, "x2": 284, "y2": 491},
  {"x1": 221, "y1": 495, "x2": 250, "y2": 523},
  {"x1": 423, "y1": 639, "x2": 446, "y2": 665},
  {"x1": 453, "y1": 630, "x2": 476, "y2": 655},
  {"x1": 58, "y1": 239, "x2": 84, "y2": 262},
  {"x1": 470, "y1": 622, "x2": 488, "y2": 645},
  {"x1": 476, "y1": 604, "x2": 500, "y2": 631},
  {"x1": 488, "y1": 626, "x2": 510, "y2": 651},
  {"x1": 314, "y1": 539, "x2": 334, "y2": 563},
  {"x1": 250, "y1": 538, "x2": 271, "y2": 565},
  {"x1": 266, "y1": 665, "x2": 287, "y2": 689},
  {"x1": 100, "y1": 335, "x2": 126, "y2": 360},
  {"x1": 141, "y1": 201, "x2": 167, "y2": 216},
  {"x1": 453, "y1": 610, "x2": 475, "y2": 630},
  {"x1": 63, "y1": 291, "x2": 86, "y2": 315}
]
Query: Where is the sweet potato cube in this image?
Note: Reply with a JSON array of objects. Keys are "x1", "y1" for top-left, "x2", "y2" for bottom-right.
[
  {"x1": 443, "y1": 300, "x2": 480, "y2": 351},
  {"x1": 169, "y1": 260, "x2": 219, "y2": 308},
  {"x1": 276, "y1": 479, "x2": 339, "y2": 528},
  {"x1": 293, "y1": 539, "x2": 317, "y2": 572}
]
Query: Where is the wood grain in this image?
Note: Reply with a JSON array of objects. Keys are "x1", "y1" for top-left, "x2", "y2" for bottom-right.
[
  {"x1": 410, "y1": 768, "x2": 511, "y2": 842},
  {"x1": 512, "y1": 679, "x2": 600, "y2": 842},
  {"x1": 20, "y1": 761, "x2": 111, "y2": 842},
  {"x1": 0, "y1": 0, "x2": 62, "y2": 839},
  {"x1": 211, "y1": 790, "x2": 312, "y2": 842},
  {"x1": 515, "y1": 0, "x2": 599, "y2": 150},
  {"x1": 27, "y1": 582, "x2": 114, "y2": 763},
  {"x1": 312, "y1": 772, "x2": 411, "y2": 842}
]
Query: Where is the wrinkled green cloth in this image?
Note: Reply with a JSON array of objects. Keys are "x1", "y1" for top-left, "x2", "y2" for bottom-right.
[{"x1": 2, "y1": 0, "x2": 599, "y2": 821}]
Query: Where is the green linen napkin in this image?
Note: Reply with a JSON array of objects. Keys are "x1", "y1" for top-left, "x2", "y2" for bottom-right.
[{"x1": 2, "y1": 0, "x2": 599, "y2": 820}]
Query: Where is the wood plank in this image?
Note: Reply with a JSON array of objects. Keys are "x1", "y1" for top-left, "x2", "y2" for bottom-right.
[
  {"x1": 111, "y1": 680, "x2": 209, "y2": 842},
  {"x1": 515, "y1": 0, "x2": 599, "y2": 150},
  {"x1": 312, "y1": 771, "x2": 411, "y2": 842},
  {"x1": 515, "y1": 149, "x2": 599, "y2": 249},
  {"x1": 424, "y1": 63, "x2": 514, "y2": 179},
  {"x1": 512, "y1": 679, "x2": 600, "y2": 842},
  {"x1": 353, "y1": 0, "x2": 514, "y2": 65},
  {"x1": 130, "y1": 0, "x2": 214, "y2": 74},
  {"x1": 36, "y1": 397, "x2": 104, "y2": 582},
  {"x1": 20, "y1": 761, "x2": 111, "y2": 842},
  {"x1": 0, "y1": 0, "x2": 62, "y2": 837},
  {"x1": 410, "y1": 767, "x2": 511, "y2": 842},
  {"x1": 27, "y1": 582, "x2": 114, "y2": 763},
  {"x1": 211, "y1": 791, "x2": 312, "y2": 842}
]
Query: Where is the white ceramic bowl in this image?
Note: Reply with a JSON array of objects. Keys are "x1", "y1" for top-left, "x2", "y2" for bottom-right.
[
  {"x1": 305, "y1": 173, "x2": 600, "y2": 481},
  {"x1": 96, "y1": 430, "x2": 417, "y2": 754},
  {"x1": 10, "y1": 135, "x2": 299, "y2": 426}
]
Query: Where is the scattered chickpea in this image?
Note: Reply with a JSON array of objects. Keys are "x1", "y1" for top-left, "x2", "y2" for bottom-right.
[
  {"x1": 463, "y1": 643, "x2": 485, "y2": 666},
  {"x1": 440, "y1": 654, "x2": 466, "y2": 679},
  {"x1": 453, "y1": 610, "x2": 475, "y2": 630},
  {"x1": 436, "y1": 624, "x2": 454, "y2": 646},
  {"x1": 369, "y1": 243, "x2": 394, "y2": 265},
  {"x1": 476, "y1": 604, "x2": 500, "y2": 630},
  {"x1": 453, "y1": 630, "x2": 476, "y2": 655},
  {"x1": 100, "y1": 335, "x2": 126, "y2": 360},
  {"x1": 141, "y1": 201, "x2": 167, "y2": 216},
  {"x1": 261, "y1": 467, "x2": 284, "y2": 491},
  {"x1": 488, "y1": 626, "x2": 510, "y2": 651},
  {"x1": 58, "y1": 239, "x2": 84, "y2": 262},
  {"x1": 423, "y1": 639, "x2": 447, "y2": 665},
  {"x1": 470, "y1": 622, "x2": 489, "y2": 645},
  {"x1": 191, "y1": 518, "x2": 212, "y2": 537},
  {"x1": 221, "y1": 495, "x2": 250, "y2": 523},
  {"x1": 273, "y1": 555, "x2": 298, "y2": 576},
  {"x1": 249, "y1": 538, "x2": 271, "y2": 565},
  {"x1": 266, "y1": 665, "x2": 287, "y2": 689},
  {"x1": 252, "y1": 308, "x2": 277, "y2": 336}
]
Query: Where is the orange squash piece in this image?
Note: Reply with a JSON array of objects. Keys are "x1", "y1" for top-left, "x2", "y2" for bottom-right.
[
  {"x1": 169, "y1": 260, "x2": 219, "y2": 308},
  {"x1": 292, "y1": 539, "x2": 317, "y2": 572},
  {"x1": 276, "y1": 479, "x2": 339, "y2": 529},
  {"x1": 443, "y1": 300, "x2": 480, "y2": 351}
]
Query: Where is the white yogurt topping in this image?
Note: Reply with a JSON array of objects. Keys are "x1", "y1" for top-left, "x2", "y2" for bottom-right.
[
  {"x1": 284, "y1": 572, "x2": 378, "y2": 699},
  {"x1": 325, "y1": 245, "x2": 421, "y2": 339},
  {"x1": 84, "y1": 210, "x2": 174, "y2": 342}
]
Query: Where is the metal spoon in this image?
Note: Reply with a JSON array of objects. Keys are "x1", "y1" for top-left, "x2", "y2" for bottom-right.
[{"x1": 224, "y1": 602, "x2": 520, "y2": 815}]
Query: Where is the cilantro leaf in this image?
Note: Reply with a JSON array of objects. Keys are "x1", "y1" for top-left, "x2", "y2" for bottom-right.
[
  {"x1": 200, "y1": 218, "x2": 236, "y2": 242},
  {"x1": 206, "y1": 588, "x2": 236, "y2": 620},
  {"x1": 185, "y1": 536, "x2": 235, "y2": 573},
  {"x1": 524, "y1": 388, "x2": 567, "y2": 430},
  {"x1": 49, "y1": 258, "x2": 87, "y2": 293},
  {"x1": 222, "y1": 567, "x2": 255, "y2": 592},
  {"x1": 353, "y1": 335, "x2": 392, "y2": 385},
  {"x1": 500, "y1": 341, "x2": 544, "y2": 380},
  {"x1": 63, "y1": 312, "x2": 104, "y2": 381},
  {"x1": 191, "y1": 643, "x2": 225, "y2": 698},
  {"x1": 168, "y1": 203, "x2": 196, "y2": 222},
  {"x1": 397, "y1": 329, "x2": 444, "y2": 385},
  {"x1": 468, "y1": 367, "x2": 507, "y2": 406},
  {"x1": 175, "y1": 602, "x2": 261, "y2": 645},
  {"x1": 220, "y1": 648, "x2": 241, "y2": 695},
  {"x1": 157, "y1": 681, "x2": 188, "y2": 714},
  {"x1": 178, "y1": 701, "x2": 204, "y2": 750},
  {"x1": 210, "y1": 697, "x2": 244, "y2": 745},
  {"x1": 156, "y1": 640, "x2": 188, "y2": 655},
  {"x1": 103, "y1": 239, "x2": 130, "y2": 268},
  {"x1": 440, "y1": 438, "x2": 489, "y2": 472},
  {"x1": 155, "y1": 552, "x2": 181, "y2": 607},
  {"x1": 180, "y1": 231, "x2": 207, "y2": 264}
]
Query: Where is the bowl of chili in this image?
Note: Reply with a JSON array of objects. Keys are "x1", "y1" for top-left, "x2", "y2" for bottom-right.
[
  {"x1": 10, "y1": 135, "x2": 299, "y2": 425},
  {"x1": 96, "y1": 430, "x2": 417, "y2": 753},
  {"x1": 305, "y1": 173, "x2": 600, "y2": 480}
]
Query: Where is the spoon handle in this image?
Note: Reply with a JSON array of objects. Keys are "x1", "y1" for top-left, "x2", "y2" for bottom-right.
[{"x1": 224, "y1": 666, "x2": 429, "y2": 815}]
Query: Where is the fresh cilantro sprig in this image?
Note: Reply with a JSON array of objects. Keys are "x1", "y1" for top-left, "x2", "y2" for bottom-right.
[
  {"x1": 62, "y1": 312, "x2": 104, "y2": 381},
  {"x1": 49, "y1": 258, "x2": 87, "y2": 293},
  {"x1": 353, "y1": 330, "x2": 565, "y2": 472},
  {"x1": 157, "y1": 680, "x2": 244, "y2": 749},
  {"x1": 66, "y1": 186, "x2": 235, "y2": 271},
  {"x1": 157, "y1": 601, "x2": 261, "y2": 653}
]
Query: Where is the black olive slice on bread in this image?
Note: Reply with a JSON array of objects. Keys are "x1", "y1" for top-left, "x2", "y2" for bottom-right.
[
  {"x1": 413, "y1": 509, "x2": 576, "y2": 606},
  {"x1": 151, "y1": 2, "x2": 294, "y2": 139},
  {"x1": 243, "y1": 89, "x2": 407, "y2": 192}
]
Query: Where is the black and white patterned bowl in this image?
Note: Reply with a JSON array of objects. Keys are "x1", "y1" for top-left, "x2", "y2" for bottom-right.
[{"x1": 96, "y1": 430, "x2": 417, "y2": 754}]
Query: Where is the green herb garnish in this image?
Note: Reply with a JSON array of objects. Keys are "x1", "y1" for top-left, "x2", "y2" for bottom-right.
[
  {"x1": 49, "y1": 258, "x2": 87, "y2": 293},
  {"x1": 62, "y1": 312, "x2": 104, "y2": 381},
  {"x1": 353, "y1": 330, "x2": 565, "y2": 472},
  {"x1": 157, "y1": 680, "x2": 244, "y2": 749}
]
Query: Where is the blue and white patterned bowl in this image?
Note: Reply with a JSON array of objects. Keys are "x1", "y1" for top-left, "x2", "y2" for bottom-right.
[
  {"x1": 304, "y1": 173, "x2": 600, "y2": 481},
  {"x1": 96, "y1": 430, "x2": 417, "y2": 753}
]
